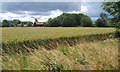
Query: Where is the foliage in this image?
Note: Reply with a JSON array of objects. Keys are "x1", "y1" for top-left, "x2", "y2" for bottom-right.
[
  {"x1": 101, "y1": 1, "x2": 120, "y2": 23},
  {"x1": 100, "y1": 13, "x2": 108, "y2": 23},
  {"x1": 60, "y1": 13, "x2": 77, "y2": 27},
  {"x1": 81, "y1": 16, "x2": 93, "y2": 27},
  {"x1": 101, "y1": 1, "x2": 120, "y2": 38},
  {"x1": 45, "y1": 18, "x2": 61, "y2": 27},
  {"x1": 106, "y1": 18, "x2": 115, "y2": 27},
  {"x1": 45, "y1": 13, "x2": 93, "y2": 27},
  {"x1": 2, "y1": 19, "x2": 9, "y2": 27},
  {"x1": 25, "y1": 21, "x2": 33, "y2": 27},
  {"x1": 95, "y1": 18, "x2": 105, "y2": 27},
  {"x1": 2, "y1": 19, "x2": 33, "y2": 27},
  {"x1": 13, "y1": 19, "x2": 21, "y2": 26}
]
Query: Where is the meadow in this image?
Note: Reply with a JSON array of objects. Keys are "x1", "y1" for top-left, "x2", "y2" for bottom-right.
[{"x1": 1, "y1": 27, "x2": 118, "y2": 70}]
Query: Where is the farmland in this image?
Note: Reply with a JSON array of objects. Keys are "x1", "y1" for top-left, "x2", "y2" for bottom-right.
[
  {"x1": 2, "y1": 27, "x2": 114, "y2": 43},
  {"x1": 1, "y1": 27, "x2": 118, "y2": 70}
]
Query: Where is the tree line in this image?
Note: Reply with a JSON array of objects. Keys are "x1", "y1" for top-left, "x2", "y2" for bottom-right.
[
  {"x1": 0, "y1": 19, "x2": 33, "y2": 27},
  {"x1": 0, "y1": 13, "x2": 117, "y2": 27},
  {"x1": 44, "y1": 13, "x2": 115, "y2": 27}
]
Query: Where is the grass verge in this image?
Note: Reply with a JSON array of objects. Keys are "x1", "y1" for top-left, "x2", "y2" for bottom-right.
[{"x1": 2, "y1": 39, "x2": 118, "y2": 70}]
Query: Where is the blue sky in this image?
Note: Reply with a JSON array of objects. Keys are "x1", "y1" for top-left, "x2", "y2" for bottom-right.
[{"x1": 0, "y1": 2, "x2": 104, "y2": 22}]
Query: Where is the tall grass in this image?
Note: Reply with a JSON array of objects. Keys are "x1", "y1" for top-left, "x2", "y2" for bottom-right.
[
  {"x1": 2, "y1": 39, "x2": 118, "y2": 70},
  {"x1": 2, "y1": 27, "x2": 118, "y2": 70}
]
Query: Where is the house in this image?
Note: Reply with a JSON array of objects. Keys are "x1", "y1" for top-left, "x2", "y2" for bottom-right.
[{"x1": 33, "y1": 22, "x2": 44, "y2": 27}]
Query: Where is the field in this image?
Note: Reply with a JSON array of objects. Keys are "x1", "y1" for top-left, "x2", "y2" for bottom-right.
[
  {"x1": 2, "y1": 27, "x2": 114, "y2": 43},
  {"x1": 1, "y1": 27, "x2": 118, "y2": 70},
  {"x1": 3, "y1": 40, "x2": 118, "y2": 70}
]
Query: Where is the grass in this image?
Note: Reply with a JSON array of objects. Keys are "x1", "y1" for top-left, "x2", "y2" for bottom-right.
[
  {"x1": 2, "y1": 39, "x2": 118, "y2": 70},
  {"x1": 2, "y1": 27, "x2": 115, "y2": 53},
  {"x1": 1, "y1": 27, "x2": 118, "y2": 70}
]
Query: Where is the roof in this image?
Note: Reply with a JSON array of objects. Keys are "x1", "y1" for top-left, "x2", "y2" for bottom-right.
[{"x1": 35, "y1": 22, "x2": 44, "y2": 25}]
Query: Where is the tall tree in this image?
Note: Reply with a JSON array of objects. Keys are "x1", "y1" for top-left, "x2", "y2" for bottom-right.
[{"x1": 101, "y1": 1, "x2": 120, "y2": 37}]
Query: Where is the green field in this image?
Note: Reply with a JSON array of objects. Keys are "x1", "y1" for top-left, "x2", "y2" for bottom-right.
[{"x1": 2, "y1": 27, "x2": 118, "y2": 70}]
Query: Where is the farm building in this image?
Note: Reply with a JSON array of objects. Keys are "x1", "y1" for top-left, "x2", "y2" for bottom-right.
[{"x1": 33, "y1": 22, "x2": 44, "y2": 27}]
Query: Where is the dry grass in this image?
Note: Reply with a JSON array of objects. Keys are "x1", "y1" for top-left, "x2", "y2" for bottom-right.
[{"x1": 2, "y1": 39, "x2": 118, "y2": 70}]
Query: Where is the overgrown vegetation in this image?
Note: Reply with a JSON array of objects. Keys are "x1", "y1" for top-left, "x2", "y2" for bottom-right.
[{"x1": 3, "y1": 39, "x2": 118, "y2": 70}]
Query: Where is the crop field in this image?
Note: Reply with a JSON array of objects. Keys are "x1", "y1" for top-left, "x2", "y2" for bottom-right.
[
  {"x1": 2, "y1": 27, "x2": 114, "y2": 43},
  {"x1": 1, "y1": 27, "x2": 118, "y2": 70}
]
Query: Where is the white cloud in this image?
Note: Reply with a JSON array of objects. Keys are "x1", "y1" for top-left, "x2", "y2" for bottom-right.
[
  {"x1": 0, "y1": 10, "x2": 63, "y2": 22},
  {"x1": 0, "y1": 5, "x2": 98, "y2": 22},
  {"x1": 81, "y1": 6, "x2": 88, "y2": 12}
]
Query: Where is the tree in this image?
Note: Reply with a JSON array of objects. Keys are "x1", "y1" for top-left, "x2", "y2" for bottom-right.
[
  {"x1": 26, "y1": 21, "x2": 33, "y2": 27},
  {"x1": 100, "y1": 13, "x2": 108, "y2": 22},
  {"x1": 2, "y1": 19, "x2": 9, "y2": 27},
  {"x1": 13, "y1": 19, "x2": 21, "y2": 26},
  {"x1": 106, "y1": 18, "x2": 115, "y2": 27},
  {"x1": 81, "y1": 16, "x2": 93, "y2": 27},
  {"x1": 95, "y1": 18, "x2": 105, "y2": 27},
  {"x1": 61, "y1": 14, "x2": 77, "y2": 27},
  {"x1": 99, "y1": 12, "x2": 108, "y2": 26},
  {"x1": 45, "y1": 18, "x2": 60, "y2": 27},
  {"x1": 45, "y1": 13, "x2": 93, "y2": 27},
  {"x1": 101, "y1": 1, "x2": 120, "y2": 38}
]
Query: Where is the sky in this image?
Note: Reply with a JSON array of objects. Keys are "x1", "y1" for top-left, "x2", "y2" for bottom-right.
[{"x1": 0, "y1": 2, "x2": 104, "y2": 22}]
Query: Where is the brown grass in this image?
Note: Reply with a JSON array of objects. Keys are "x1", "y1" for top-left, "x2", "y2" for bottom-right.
[{"x1": 2, "y1": 39, "x2": 118, "y2": 70}]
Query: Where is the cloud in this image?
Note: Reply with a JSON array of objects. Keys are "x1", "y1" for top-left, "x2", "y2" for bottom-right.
[
  {"x1": 0, "y1": 10, "x2": 64, "y2": 22},
  {"x1": 0, "y1": 2, "x2": 104, "y2": 22},
  {"x1": 81, "y1": 6, "x2": 88, "y2": 12}
]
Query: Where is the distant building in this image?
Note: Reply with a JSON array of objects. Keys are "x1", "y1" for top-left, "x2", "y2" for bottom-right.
[
  {"x1": 33, "y1": 22, "x2": 44, "y2": 27},
  {"x1": 23, "y1": 24, "x2": 28, "y2": 27}
]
